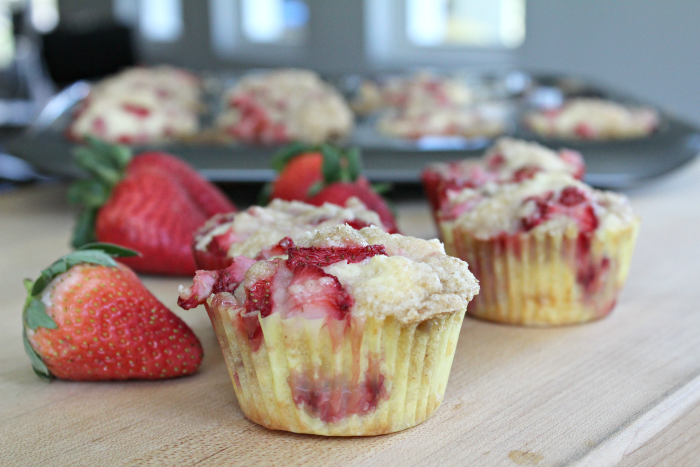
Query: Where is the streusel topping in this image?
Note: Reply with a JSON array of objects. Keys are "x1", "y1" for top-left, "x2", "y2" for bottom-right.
[
  {"x1": 194, "y1": 198, "x2": 386, "y2": 259},
  {"x1": 526, "y1": 98, "x2": 659, "y2": 140},
  {"x1": 295, "y1": 225, "x2": 479, "y2": 323},
  {"x1": 444, "y1": 172, "x2": 636, "y2": 238}
]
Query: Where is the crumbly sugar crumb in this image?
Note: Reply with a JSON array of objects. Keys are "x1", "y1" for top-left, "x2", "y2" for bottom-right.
[
  {"x1": 446, "y1": 172, "x2": 636, "y2": 238},
  {"x1": 195, "y1": 198, "x2": 385, "y2": 258},
  {"x1": 299, "y1": 225, "x2": 479, "y2": 323}
]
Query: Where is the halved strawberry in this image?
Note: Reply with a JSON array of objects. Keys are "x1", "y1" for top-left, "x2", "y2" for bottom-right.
[
  {"x1": 22, "y1": 243, "x2": 203, "y2": 381},
  {"x1": 69, "y1": 138, "x2": 236, "y2": 275}
]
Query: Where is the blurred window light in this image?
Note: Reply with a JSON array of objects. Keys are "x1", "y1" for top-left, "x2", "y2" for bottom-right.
[
  {"x1": 113, "y1": 0, "x2": 139, "y2": 27},
  {"x1": 406, "y1": 0, "x2": 525, "y2": 48},
  {"x1": 210, "y1": 0, "x2": 238, "y2": 56},
  {"x1": 241, "y1": 0, "x2": 308, "y2": 44},
  {"x1": 31, "y1": 0, "x2": 59, "y2": 33},
  {"x1": 139, "y1": 0, "x2": 183, "y2": 42},
  {"x1": 0, "y1": 3, "x2": 13, "y2": 68}
]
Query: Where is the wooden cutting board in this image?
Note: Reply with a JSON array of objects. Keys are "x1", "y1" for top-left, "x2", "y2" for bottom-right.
[{"x1": 1, "y1": 160, "x2": 699, "y2": 466}]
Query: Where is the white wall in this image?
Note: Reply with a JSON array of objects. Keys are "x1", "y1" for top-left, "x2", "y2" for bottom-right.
[{"x1": 519, "y1": 0, "x2": 700, "y2": 125}]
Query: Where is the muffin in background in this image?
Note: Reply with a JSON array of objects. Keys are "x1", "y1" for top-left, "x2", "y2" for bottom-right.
[
  {"x1": 216, "y1": 69, "x2": 354, "y2": 145},
  {"x1": 422, "y1": 137, "x2": 585, "y2": 221},
  {"x1": 525, "y1": 98, "x2": 659, "y2": 140},
  {"x1": 438, "y1": 172, "x2": 638, "y2": 326},
  {"x1": 179, "y1": 225, "x2": 479, "y2": 435}
]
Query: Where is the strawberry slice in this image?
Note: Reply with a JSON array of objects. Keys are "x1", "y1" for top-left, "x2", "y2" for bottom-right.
[
  {"x1": 287, "y1": 245, "x2": 387, "y2": 268},
  {"x1": 178, "y1": 256, "x2": 257, "y2": 310},
  {"x1": 69, "y1": 138, "x2": 236, "y2": 275},
  {"x1": 284, "y1": 264, "x2": 353, "y2": 320},
  {"x1": 22, "y1": 243, "x2": 203, "y2": 381}
]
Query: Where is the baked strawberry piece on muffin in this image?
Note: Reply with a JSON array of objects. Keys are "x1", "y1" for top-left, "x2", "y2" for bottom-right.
[
  {"x1": 190, "y1": 198, "x2": 389, "y2": 272},
  {"x1": 525, "y1": 98, "x2": 659, "y2": 140},
  {"x1": 178, "y1": 225, "x2": 478, "y2": 435},
  {"x1": 438, "y1": 172, "x2": 638, "y2": 325},
  {"x1": 422, "y1": 137, "x2": 585, "y2": 218}
]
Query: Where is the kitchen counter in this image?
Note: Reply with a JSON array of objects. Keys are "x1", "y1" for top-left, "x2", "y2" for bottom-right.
[{"x1": 1, "y1": 159, "x2": 700, "y2": 466}]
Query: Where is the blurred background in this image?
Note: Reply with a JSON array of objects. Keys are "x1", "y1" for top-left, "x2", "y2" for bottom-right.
[{"x1": 0, "y1": 0, "x2": 699, "y2": 190}]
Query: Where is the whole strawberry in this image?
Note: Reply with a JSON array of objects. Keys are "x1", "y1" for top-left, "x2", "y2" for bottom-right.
[
  {"x1": 263, "y1": 143, "x2": 399, "y2": 232},
  {"x1": 69, "y1": 138, "x2": 236, "y2": 275},
  {"x1": 22, "y1": 243, "x2": 203, "y2": 381}
]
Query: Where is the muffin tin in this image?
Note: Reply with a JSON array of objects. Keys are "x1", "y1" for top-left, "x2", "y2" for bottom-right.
[{"x1": 7, "y1": 70, "x2": 700, "y2": 188}]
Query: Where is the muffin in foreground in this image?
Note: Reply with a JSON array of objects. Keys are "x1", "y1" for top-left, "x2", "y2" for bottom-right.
[
  {"x1": 438, "y1": 172, "x2": 638, "y2": 326},
  {"x1": 192, "y1": 198, "x2": 390, "y2": 271},
  {"x1": 179, "y1": 225, "x2": 479, "y2": 435}
]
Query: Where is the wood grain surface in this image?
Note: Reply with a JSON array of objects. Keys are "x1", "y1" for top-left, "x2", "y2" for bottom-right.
[{"x1": 2, "y1": 158, "x2": 700, "y2": 466}]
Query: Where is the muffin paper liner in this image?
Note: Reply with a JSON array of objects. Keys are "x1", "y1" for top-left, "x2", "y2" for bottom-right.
[
  {"x1": 206, "y1": 298, "x2": 466, "y2": 436},
  {"x1": 440, "y1": 220, "x2": 639, "y2": 325}
]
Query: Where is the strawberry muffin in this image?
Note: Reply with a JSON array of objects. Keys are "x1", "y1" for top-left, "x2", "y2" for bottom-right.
[
  {"x1": 525, "y1": 98, "x2": 659, "y2": 140},
  {"x1": 438, "y1": 172, "x2": 638, "y2": 325},
  {"x1": 422, "y1": 137, "x2": 585, "y2": 219},
  {"x1": 351, "y1": 71, "x2": 473, "y2": 116},
  {"x1": 190, "y1": 198, "x2": 389, "y2": 272},
  {"x1": 179, "y1": 225, "x2": 479, "y2": 435},
  {"x1": 69, "y1": 66, "x2": 201, "y2": 145},
  {"x1": 216, "y1": 69, "x2": 354, "y2": 145}
]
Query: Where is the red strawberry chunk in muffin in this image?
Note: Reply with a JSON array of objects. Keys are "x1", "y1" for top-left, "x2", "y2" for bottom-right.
[
  {"x1": 520, "y1": 188, "x2": 599, "y2": 233},
  {"x1": 284, "y1": 264, "x2": 354, "y2": 320},
  {"x1": 287, "y1": 245, "x2": 387, "y2": 268}
]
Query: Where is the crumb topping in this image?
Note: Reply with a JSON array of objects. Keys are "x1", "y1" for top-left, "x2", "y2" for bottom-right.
[
  {"x1": 206, "y1": 225, "x2": 478, "y2": 324},
  {"x1": 296, "y1": 225, "x2": 479, "y2": 323},
  {"x1": 428, "y1": 137, "x2": 583, "y2": 182},
  {"x1": 216, "y1": 68, "x2": 353, "y2": 144},
  {"x1": 443, "y1": 172, "x2": 636, "y2": 238},
  {"x1": 70, "y1": 66, "x2": 200, "y2": 144},
  {"x1": 194, "y1": 198, "x2": 386, "y2": 259},
  {"x1": 526, "y1": 98, "x2": 659, "y2": 140}
]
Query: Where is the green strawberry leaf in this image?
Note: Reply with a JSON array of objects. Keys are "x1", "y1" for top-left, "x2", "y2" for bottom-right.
[
  {"x1": 344, "y1": 147, "x2": 363, "y2": 182},
  {"x1": 307, "y1": 181, "x2": 324, "y2": 197},
  {"x1": 371, "y1": 182, "x2": 393, "y2": 195},
  {"x1": 79, "y1": 243, "x2": 139, "y2": 258},
  {"x1": 68, "y1": 179, "x2": 110, "y2": 208},
  {"x1": 257, "y1": 182, "x2": 273, "y2": 206},
  {"x1": 271, "y1": 142, "x2": 314, "y2": 172},
  {"x1": 23, "y1": 278, "x2": 33, "y2": 293},
  {"x1": 24, "y1": 298, "x2": 57, "y2": 330},
  {"x1": 321, "y1": 145, "x2": 343, "y2": 184},
  {"x1": 71, "y1": 208, "x2": 98, "y2": 249},
  {"x1": 23, "y1": 331, "x2": 52, "y2": 381},
  {"x1": 30, "y1": 250, "x2": 121, "y2": 296},
  {"x1": 73, "y1": 147, "x2": 122, "y2": 187},
  {"x1": 85, "y1": 136, "x2": 131, "y2": 170}
]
